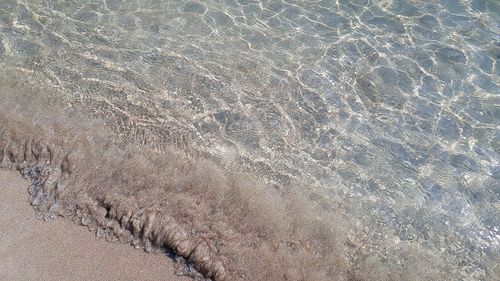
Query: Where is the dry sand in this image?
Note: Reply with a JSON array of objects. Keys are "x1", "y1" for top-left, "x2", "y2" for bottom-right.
[{"x1": 0, "y1": 169, "x2": 190, "y2": 281}]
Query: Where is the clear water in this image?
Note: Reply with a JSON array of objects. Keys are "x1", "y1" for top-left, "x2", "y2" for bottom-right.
[{"x1": 0, "y1": 0, "x2": 499, "y2": 280}]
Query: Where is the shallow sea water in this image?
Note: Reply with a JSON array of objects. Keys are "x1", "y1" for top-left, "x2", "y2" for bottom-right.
[{"x1": 0, "y1": 0, "x2": 499, "y2": 280}]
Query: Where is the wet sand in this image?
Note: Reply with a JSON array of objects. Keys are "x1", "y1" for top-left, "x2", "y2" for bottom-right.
[{"x1": 0, "y1": 169, "x2": 190, "y2": 281}]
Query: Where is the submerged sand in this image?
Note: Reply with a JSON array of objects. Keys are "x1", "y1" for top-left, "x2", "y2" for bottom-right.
[{"x1": 0, "y1": 169, "x2": 189, "y2": 281}]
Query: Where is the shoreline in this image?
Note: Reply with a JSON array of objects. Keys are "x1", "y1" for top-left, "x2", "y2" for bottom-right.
[{"x1": 0, "y1": 169, "x2": 190, "y2": 281}]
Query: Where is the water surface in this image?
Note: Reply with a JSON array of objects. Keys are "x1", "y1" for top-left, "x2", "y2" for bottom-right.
[{"x1": 0, "y1": 0, "x2": 499, "y2": 280}]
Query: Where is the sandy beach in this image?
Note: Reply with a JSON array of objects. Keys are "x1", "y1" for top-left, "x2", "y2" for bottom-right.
[{"x1": 0, "y1": 169, "x2": 190, "y2": 281}]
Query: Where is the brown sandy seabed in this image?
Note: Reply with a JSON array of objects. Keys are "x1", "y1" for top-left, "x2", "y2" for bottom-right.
[
  {"x1": 0, "y1": 78, "x2": 474, "y2": 281},
  {"x1": 0, "y1": 169, "x2": 191, "y2": 281}
]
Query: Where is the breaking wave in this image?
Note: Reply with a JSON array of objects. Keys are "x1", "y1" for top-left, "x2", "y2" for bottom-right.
[{"x1": 0, "y1": 77, "x2": 351, "y2": 280}]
